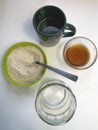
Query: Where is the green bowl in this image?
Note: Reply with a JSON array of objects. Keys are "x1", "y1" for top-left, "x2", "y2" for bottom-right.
[{"x1": 2, "y1": 41, "x2": 47, "y2": 87}]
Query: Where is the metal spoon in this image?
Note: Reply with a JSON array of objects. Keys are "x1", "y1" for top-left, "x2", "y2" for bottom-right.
[{"x1": 36, "y1": 61, "x2": 78, "y2": 82}]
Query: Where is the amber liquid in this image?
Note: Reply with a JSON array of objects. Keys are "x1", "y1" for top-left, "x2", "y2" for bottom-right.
[{"x1": 64, "y1": 44, "x2": 90, "y2": 66}]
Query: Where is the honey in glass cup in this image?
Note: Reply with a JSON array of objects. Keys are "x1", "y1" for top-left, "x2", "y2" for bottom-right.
[
  {"x1": 63, "y1": 37, "x2": 97, "y2": 69},
  {"x1": 65, "y1": 44, "x2": 90, "y2": 66}
]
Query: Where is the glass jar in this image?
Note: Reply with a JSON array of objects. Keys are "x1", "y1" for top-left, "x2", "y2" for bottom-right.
[{"x1": 35, "y1": 79, "x2": 77, "y2": 125}]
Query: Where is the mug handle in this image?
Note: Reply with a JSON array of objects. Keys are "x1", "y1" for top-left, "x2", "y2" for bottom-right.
[{"x1": 62, "y1": 23, "x2": 76, "y2": 37}]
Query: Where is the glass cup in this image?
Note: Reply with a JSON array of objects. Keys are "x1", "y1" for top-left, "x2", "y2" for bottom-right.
[
  {"x1": 35, "y1": 79, "x2": 76, "y2": 125},
  {"x1": 63, "y1": 36, "x2": 97, "y2": 69}
]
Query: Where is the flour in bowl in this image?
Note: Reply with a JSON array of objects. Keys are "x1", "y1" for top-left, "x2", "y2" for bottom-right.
[{"x1": 7, "y1": 46, "x2": 46, "y2": 85}]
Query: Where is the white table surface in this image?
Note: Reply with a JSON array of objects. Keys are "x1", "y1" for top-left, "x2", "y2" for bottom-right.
[{"x1": 0, "y1": 0, "x2": 98, "y2": 130}]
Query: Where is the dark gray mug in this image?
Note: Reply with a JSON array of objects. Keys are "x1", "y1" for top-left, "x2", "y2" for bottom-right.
[{"x1": 33, "y1": 5, "x2": 76, "y2": 47}]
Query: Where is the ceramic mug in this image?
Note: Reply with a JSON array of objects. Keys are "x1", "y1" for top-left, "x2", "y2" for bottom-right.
[{"x1": 33, "y1": 5, "x2": 76, "y2": 47}]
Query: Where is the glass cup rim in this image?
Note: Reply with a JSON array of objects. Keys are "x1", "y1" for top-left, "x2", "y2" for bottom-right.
[{"x1": 63, "y1": 36, "x2": 98, "y2": 70}]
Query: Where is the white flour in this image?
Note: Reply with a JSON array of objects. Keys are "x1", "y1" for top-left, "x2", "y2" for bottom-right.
[{"x1": 7, "y1": 46, "x2": 45, "y2": 85}]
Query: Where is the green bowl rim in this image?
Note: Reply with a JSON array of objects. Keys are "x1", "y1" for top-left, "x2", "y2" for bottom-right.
[{"x1": 2, "y1": 41, "x2": 47, "y2": 87}]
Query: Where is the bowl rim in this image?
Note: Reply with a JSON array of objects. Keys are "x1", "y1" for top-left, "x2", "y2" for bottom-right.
[{"x1": 2, "y1": 41, "x2": 47, "y2": 87}]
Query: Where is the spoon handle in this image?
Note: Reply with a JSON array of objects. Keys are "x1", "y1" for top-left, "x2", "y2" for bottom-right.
[{"x1": 36, "y1": 61, "x2": 78, "y2": 82}]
